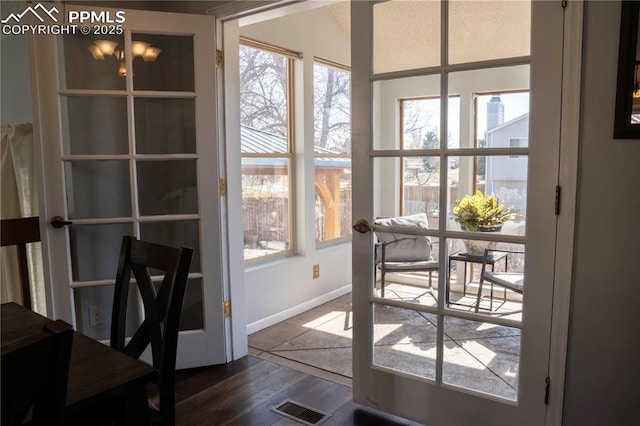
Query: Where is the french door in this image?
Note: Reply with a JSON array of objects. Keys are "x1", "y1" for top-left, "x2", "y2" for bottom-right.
[
  {"x1": 351, "y1": 1, "x2": 565, "y2": 424},
  {"x1": 33, "y1": 5, "x2": 227, "y2": 368}
]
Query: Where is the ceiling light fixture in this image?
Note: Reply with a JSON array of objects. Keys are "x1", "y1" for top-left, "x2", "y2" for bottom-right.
[{"x1": 88, "y1": 40, "x2": 162, "y2": 76}]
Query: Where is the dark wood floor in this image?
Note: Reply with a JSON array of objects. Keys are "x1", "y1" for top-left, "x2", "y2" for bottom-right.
[{"x1": 170, "y1": 355, "x2": 422, "y2": 425}]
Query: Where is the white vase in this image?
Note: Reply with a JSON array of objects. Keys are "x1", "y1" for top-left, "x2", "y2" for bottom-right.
[
  {"x1": 462, "y1": 239, "x2": 498, "y2": 256},
  {"x1": 461, "y1": 223, "x2": 502, "y2": 256}
]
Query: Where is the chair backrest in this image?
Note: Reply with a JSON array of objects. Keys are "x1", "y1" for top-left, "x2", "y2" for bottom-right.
[
  {"x1": 1, "y1": 319, "x2": 73, "y2": 426},
  {"x1": 374, "y1": 213, "x2": 432, "y2": 262},
  {"x1": 1, "y1": 217, "x2": 40, "y2": 309},
  {"x1": 111, "y1": 235, "x2": 193, "y2": 426}
]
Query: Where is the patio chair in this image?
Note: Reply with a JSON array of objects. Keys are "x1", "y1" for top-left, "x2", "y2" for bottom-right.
[
  {"x1": 475, "y1": 248, "x2": 524, "y2": 313},
  {"x1": 374, "y1": 213, "x2": 438, "y2": 297}
]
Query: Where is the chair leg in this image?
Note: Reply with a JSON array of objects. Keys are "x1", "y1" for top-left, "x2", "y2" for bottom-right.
[
  {"x1": 490, "y1": 282, "x2": 494, "y2": 311},
  {"x1": 381, "y1": 269, "x2": 385, "y2": 298},
  {"x1": 475, "y1": 277, "x2": 485, "y2": 313}
]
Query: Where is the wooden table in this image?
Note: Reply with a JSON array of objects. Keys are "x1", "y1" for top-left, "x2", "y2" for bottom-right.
[{"x1": 1, "y1": 302, "x2": 157, "y2": 425}]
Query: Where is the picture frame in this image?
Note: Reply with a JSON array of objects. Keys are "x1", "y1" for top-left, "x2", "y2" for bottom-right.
[{"x1": 614, "y1": 1, "x2": 640, "y2": 139}]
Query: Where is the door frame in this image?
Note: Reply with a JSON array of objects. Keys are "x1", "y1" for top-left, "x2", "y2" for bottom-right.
[{"x1": 546, "y1": 1, "x2": 583, "y2": 424}]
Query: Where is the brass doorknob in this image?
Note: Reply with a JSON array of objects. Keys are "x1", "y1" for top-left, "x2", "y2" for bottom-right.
[{"x1": 352, "y1": 219, "x2": 372, "y2": 234}]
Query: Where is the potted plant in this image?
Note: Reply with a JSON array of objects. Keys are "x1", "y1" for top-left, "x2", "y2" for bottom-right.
[
  {"x1": 453, "y1": 190, "x2": 514, "y2": 231},
  {"x1": 452, "y1": 191, "x2": 515, "y2": 255}
]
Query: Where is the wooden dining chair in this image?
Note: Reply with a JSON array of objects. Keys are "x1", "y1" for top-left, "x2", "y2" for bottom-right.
[
  {"x1": 1, "y1": 319, "x2": 73, "y2": 426},
  {"x1": 111, "y1": 235, "x2": 194, "y2": 426},
  {"x1": 1, "y1": 217, "x2": 41, "y2": 310}
]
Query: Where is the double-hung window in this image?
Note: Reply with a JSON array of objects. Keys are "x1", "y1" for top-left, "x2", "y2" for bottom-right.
[{"x1": 239, "y1": 39, "x2": 297, "y2": 262}]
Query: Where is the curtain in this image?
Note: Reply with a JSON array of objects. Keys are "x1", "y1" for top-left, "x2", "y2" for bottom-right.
[{"x1": 1, "y1": 123, "x2": 46, "y2": 314}]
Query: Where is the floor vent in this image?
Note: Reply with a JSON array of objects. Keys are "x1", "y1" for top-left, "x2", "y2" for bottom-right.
[{"x1": 272, "y1": 399, "x2": 330, "y2": 425}]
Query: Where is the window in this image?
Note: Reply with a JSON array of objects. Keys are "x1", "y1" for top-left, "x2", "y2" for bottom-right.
[
  {"x1": 240, "y1": 40, "x2": 296, "y2": 262},
  {"x1": 313, "y1": 60, "x2": 351, "y2": 244}
]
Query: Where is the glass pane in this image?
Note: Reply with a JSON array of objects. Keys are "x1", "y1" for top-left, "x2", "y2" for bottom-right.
[
  {"x1": 59, "y1": 34, "x2": 125, "y2": 90},
  {"x1": 447, "y1": 156, "x2": 527, "y2": 235},
  {"x1": 449, "y1": 66, "x2": 530, "y2": 149},
  {"x1": 373, "y1": 0, "x2": 440, "y2": 73},
  {"x1": 373, "y1": 74, "x2": 440, "y2": 150},
  {"x1": 64, "y1": 160, "x2": 131, "y2": 219},
  {"x1": 449, "y1": 0, "x2": 531, "y2": 64},
  {"x1": 241, "y1": 158, "x2": 291, "y2": 260},
  {"x1": 373, "y1": 304, "x2": 438, "y2": 380},
  {"x1": 180, "y1": 278, "x2": 203, "y2": 331},
  {"x1": 139, "y1": 220, "x2": 201, "y2": 273},
  {"x1": 314, "y1": 165, "x2": 352, "y2": 243},
  {"x1": 61, "y1": 96, "x2": 128, "y2": 155},
  {"x1": 136, "y1": 160, "x2": 198, "y2": 215},
  {"x1": 443, "y1": 316, "x2": 521, "y2": 400},
  {"x1": 240, "y1": 45, "x2": 289, "y2": 141},
  {"x1": 134, "y1": 98, "x2": 196, "y2": 154},
  {"x1": 477, "y1": 92, "x2": 530, "y2": 148},
  {"x1": 445, "y1": 238, "x2": 524, "y2": 320},
  {"x1": 73, "y1": 284, "x2": 140, "y2": 342},
  {"x1": 70, "y1": 223, "x2": 133, "y2": 281},
  {"x1": 132, "y1": 34, "x2": 194, "y2": 92},
  {"x1": 313, "y1": 63, "x2": 351, "y2": 154},
  {"x1": 373, "y1": 157, "x2": 440, "y2": 230}
]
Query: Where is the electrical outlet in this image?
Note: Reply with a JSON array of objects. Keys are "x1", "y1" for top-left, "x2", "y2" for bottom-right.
[
  {"x1": 89, "y1": 304, "x2": 103, "y2": 327},
  {"x1": 313, "y1": 264, "x2": 320, "y2": 279}
]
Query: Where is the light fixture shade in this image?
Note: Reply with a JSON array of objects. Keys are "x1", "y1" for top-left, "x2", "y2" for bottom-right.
[
  {"x1": 87, "y1": 45, "x2": 105, "y2": 60},
  {"x1": 118, "y1": 60, "x2": 127, "y2": 77},
  {"x1": 132, "y1": 41, "x2": 151, "y2": 57},
  {"x1": 142, "y1": 47, "x2": 162, "y2": 63},
  {"x1": 95, "y1": 40, "x2": 118, "y2": 56}
]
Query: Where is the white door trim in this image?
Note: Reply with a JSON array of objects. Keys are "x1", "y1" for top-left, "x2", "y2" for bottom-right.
[{"x1": 546, "y1": 1, "x2": 584, "y2": 424}]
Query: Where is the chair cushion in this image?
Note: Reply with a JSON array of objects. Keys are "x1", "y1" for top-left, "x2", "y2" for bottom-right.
[
  {"x1": 483, "y1": 271, "x2": 524, "y2": 293},
  {"x1": 380, "y1": 260, "x2": 439, "y2": 271},
  {"x1": 374, "y1": 213, "x2": 432, "y2": 262}
]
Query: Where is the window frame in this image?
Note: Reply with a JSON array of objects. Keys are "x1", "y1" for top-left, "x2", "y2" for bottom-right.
[{"x1": 240, "y1": 38, "x2": 298, "y2": 265}]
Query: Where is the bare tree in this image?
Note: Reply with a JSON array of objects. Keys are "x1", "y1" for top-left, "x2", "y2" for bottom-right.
[
  {"x1": 240, "y1": 45, "x2": 288, "y2": 137},
  {"x1": 313, "y1": 64, "x2": 350, "y2": 153}
]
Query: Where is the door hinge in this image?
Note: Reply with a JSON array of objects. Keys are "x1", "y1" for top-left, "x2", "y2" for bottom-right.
[
  {"x1": 216, "y1": 50, "x2": 223, "y2": 69},
  {"x1": 544, "y1": 376, "x2": 551, "y2": 404},
  {"x1": 223, "y1": 300, "x2": 231, "y2": 318},
  {"x1": 218, "y1": 178, "x2": 226, "y2": 196},
  {"x1": 555, "y1": 186, "x2": 561, "y2": 215}
]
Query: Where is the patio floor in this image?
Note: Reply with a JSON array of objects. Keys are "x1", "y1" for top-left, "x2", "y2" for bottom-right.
[{"x1": 248, "y1": 281, "x2": 523, "y2": 400}]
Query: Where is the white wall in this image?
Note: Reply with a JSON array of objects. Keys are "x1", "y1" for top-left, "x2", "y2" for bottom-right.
[
  {"x1": 238, "y1": 6, "x2": 352, "y2": 330},
  {"x1": 562, "y1": 2, "x2": 640, "y2": 424}
]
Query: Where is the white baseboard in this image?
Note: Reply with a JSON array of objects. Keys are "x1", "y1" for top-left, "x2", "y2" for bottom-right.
[{"x1": 246, "y1": 284, "x2": 352, "y2": 335}]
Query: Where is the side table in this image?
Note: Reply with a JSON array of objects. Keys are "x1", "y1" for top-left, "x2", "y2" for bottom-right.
[{"x1": 447, "y1": 251, "x2": 508, "y2": 309}]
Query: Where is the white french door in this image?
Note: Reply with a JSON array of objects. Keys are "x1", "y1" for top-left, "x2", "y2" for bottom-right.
[
  {"x1": 32, "y1": 5, "x2": 227, "y2": 368},
  {"x1": 351, "y1": 1, "x2": 565, "y2": 424}
]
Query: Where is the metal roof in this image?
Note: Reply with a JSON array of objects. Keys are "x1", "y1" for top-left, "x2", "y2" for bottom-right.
[{"x1": 241, "y1": 125, "x2": 351, "y2": 169}]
